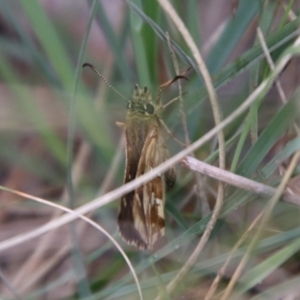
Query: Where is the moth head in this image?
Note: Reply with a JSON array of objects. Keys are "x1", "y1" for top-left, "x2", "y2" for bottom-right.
[{"x1": 128, "y1": 84, "x2": 154, "y2": 115}]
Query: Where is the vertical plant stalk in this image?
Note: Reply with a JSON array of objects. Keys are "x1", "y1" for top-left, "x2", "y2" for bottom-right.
[
  {"x1": 156, "y1": 0, "x2": 225, "y2": 298},
  {"x1": 219, "y1": 27, "x2": 300, "y2": 300},
  {"x1": 220, "y1": 150, "x2": 300, "y2": 300},
  {"x1": 257, "y1": 27, "x2": 300, "y2": 134},
  {"x1": 166, "y1": 32, "x2": 210, "y2": 216},
  {"x1": 209, "y1": 25, "x2": 300, "y2": 300},
  {"x1": 257, "y1": 27, "x2": 287, "y2": 103},
  {"x1": 204, "y1": 209, "x2": 264, "y2": 300}
]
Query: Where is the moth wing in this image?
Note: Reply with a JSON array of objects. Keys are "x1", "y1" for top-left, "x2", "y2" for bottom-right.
[
  {"x1": 118, "y1": 192, "x2": 148, "y2": 250},
  {"x1": 134, "y1": 126, "x2": 166, "y2": 249},
  {"x1": 118, "y1": 123, "x2": 175, "y2": 250},
  {"x1": 118, "y1": 128, "x2": 148, "y2": 250}
]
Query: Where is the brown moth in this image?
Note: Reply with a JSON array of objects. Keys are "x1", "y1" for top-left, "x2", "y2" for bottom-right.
[
  {"x1": 82, "y1": 63, "x2": 187, "y2": 250},
  {"x1": 118, "y1": 74, "x2": 188, "y2": 250}
]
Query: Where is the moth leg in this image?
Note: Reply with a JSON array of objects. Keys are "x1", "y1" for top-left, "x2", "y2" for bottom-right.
[
  {"x1": 165, "y1": 166, "x2": 176, "y2": 188},
  {"x1": 159, "y1": 119, "x2": 187, "y2": 147},
  {"x1": 161, "y1": 144, "x2": 176, "y2": 188},
  {"x1": 116, "y1": 121, "x2": 125, "y2": 128}
]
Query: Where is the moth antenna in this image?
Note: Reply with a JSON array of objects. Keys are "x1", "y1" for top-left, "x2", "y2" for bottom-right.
[
  {"x1": 83, "y1": 63, "x2": 129, "y2": 102},
  {"x1": 150, "y1": 67, "x2": 191, "y2": 103}
]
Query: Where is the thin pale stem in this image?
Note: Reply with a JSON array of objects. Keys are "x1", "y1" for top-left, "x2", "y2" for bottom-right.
[
  {"x1": 166, "y1": 31, "x2": 210, "y2": 217},
  {"x1": 220, "y1": 150, "x2": 300, "y2": 300}
]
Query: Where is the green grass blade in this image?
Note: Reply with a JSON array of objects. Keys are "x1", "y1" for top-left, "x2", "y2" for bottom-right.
[
  {"x1": 206, "y1": 0, "x2": 262, "y2": 73},
  {"x1": 238, "y1": 238, "x2": 300, "y2": 295},
  {"x1": 236, "y1": 89, "x2": 300, "y2": 177},
  {"x1": 20, "y1": 0, "x2": 75, "y2": 90},
  {"x1": 93, "y1": 1, "x2": 132, "y2": 83}
]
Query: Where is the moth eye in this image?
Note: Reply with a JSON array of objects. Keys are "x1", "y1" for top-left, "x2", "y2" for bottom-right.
[
  {"x1": 144, "y1": 86, "x2": 148, "y2": 93},
  {"x1": 146, "y1": 104, "x2": 154, "y2": 114}
]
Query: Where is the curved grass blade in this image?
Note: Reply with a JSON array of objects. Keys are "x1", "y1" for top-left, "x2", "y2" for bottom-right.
[
  {"x1": 236, "y1": 89, "x2": 300, "y2": 177},
  {"x1": 92, "y1": 0, "x2": 132, "y2": 83},
  {"x1": 237, "y1": 238, "x2": 300, "y2": 296}
]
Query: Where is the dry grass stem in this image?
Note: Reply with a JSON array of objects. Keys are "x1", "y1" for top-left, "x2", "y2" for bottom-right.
[
  {"x1": 205, "y1": 210, "x2": 264, "y2": 300},
  {"x1": 257, "y1": 27, "x2": 300, "y2": 135},
  {"x1": 181, "y1": 156, "x2": 300, "y2": 205},
  {"x1": 156, "y1": 0, "x2": 226, "y2": 298},
  {"x1": 0, "y1": 186, "x2": 143, "y2": 300},
  {"x1": 0, "y1": 269, "x2": 21, "y2": 300},
  {"x1": 257, "y1": 27, "x2": 287, "y2": 103},
  {"x1": 220, "y1": 150, "x2": 300, "y2": 300},
  {"x1": 12, "y1": 141, "x2": 92, "y2": 291},
  {"x1": 166, "y1": 32, "x2": 210, "y2": 216}
]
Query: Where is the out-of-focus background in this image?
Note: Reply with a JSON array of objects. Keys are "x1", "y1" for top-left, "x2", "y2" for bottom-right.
[{"x1": 0, "y1": 0, "x2": 300, "y2": 299}]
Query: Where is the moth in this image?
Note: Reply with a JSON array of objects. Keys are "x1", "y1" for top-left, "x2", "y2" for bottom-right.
[
  {"x1": 82, "y1": 63, "x2": 188, "y2": 250},
  {"x1": 118, "y1": 74, "x2": 188, "y2": 250}
]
